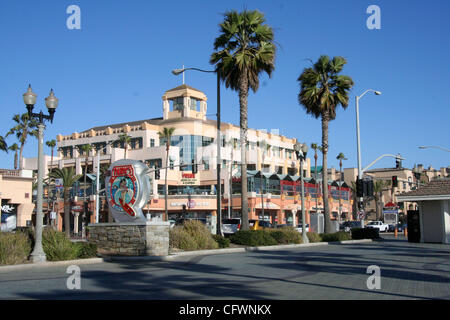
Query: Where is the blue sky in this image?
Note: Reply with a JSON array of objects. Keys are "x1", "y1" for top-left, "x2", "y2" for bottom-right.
[{"x1": 0, "y1": 0, "x2": 449, "y2": 172}]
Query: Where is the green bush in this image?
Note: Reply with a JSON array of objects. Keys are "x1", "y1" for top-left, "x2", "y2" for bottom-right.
[
  {"x1": 230, "y1": 230, "x2": 278, "y2": 246},
  {"x1": 306, "y1": 232, "x2": 322, "y2": 243},
  {"x1": 72, "y1": 242, "x2": 98, "y2": 259},
  {"x1": 321, "y1": 231, "x2": 352, "y2": 242},
  {"x1": 169, "y1": 220, "x2": 219, "y2": 251},
  {"x1": 0, "y1": 232, "x2": 32, "y2": 265},
  {"x1": 169, "y1": 226, "x2": 198, "y2": 251},
  {"x1": 351, "y1": 228, "x2": 380, "y2": 240},
  {"x1": 212, "y1": 234, "x2": 230, "y2": 248},
  {"x1": 42, "y1": 229, "x2": 79, "y2": 261},
  {"x1": 268, "y1": 227, "x2": 302, "y2": 244}
]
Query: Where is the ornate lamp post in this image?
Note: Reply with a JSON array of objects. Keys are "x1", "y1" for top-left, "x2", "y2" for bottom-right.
[
  {"x1": 24, "y1": 85, "x2": 58, "y2": 263},
  {"x1": 294, "y1": 142, "x2": 309, "y2": 244}
]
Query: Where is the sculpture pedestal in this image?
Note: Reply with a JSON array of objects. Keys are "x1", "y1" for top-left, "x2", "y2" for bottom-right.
[{"x1": 87, "y1": 221, "x2": 170, "y2": 256}]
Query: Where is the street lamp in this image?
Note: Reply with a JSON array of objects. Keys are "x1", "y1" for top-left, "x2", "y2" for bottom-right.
[
  {"x1": 336, "y1": 153, "x2": 348, "y2": 223},
  {"x1": 172, "y1": 67, "x2": 222, "y2": 236},
  {"x1": 24, "y1": 85, "x2": 58, "y2": 263},
  {"x1": 418, "y1": 145, "x2": 450, "y2": 153},
  {"x1": 355, "y1": 89, "x2": 381, "y2": 226},
  {"x1": 294, "y1": 142, "x2": 309, "y2": 244}
]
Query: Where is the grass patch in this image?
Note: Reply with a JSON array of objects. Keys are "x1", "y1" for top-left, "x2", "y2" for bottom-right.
[{"x1": 0, "y1": 232, "x2": 32, "y2": 265}]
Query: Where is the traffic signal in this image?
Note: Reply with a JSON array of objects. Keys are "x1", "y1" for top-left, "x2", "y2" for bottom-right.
[
  {"x1": 392, "y1": 175, "x2": 398, "y2": 187},
  {"x1": 155, "y1": 168, "x2": 160, "y2": 180},
  {"x1": 192, "y1": 159, "x2": 197, "y2": 174},
  {"x1": 367, "y1": 180, "x2": 374, "y2": 197},
  {"x1": 356, "y1": 178, "x2": 364, "y2": 197}
]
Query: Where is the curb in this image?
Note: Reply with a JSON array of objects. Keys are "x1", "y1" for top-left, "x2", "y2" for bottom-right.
[
  {"x1": 106, "y1": 239, "x2": 374, "y2": 261},
  {"x1": 0, "y1": 257, "x2": 105, "y2": 273},
  {"x1": 0, "y1": 239, "x2": 374, "y2": 270}
]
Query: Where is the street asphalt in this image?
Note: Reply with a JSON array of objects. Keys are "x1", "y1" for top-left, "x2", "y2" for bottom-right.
[{"x1": 0, "y1": 234, "x2": 448, "y2": 300}]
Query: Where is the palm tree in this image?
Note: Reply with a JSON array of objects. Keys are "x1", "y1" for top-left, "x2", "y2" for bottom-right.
[
  {"x1": 298, "y1": 55, "x2": 354, "y2": 233},
  {"x1": 158, "y1": 127, "x2": 175, "y2": 221},
  {"x1": 116, "y1": 133, "x2": 132, "y2": 159},
  {"x1": 336, "y1": 152, "x2": 348, "y2": 223},
  {"x1": 373, "y1": 180, "x2": 389, "y2": 221},
  {"x1": 78, "y1": 144, "x2": 93, "y2": 237},
  {"x1": 48, "y1": 167, "x2": 82, "y2": 237},
  {"x1": 6, "y1": 113, "x2": 39, "y2": 169},
  {"x1": 210, "y1": 9, "x2": 276, "y2": 230},
  {"x1": 8, "y1": 143, "x2": 19, "y2": 170},
  {"x1": 46, "y1": 139, "x2": 57, "y2": 173},
  {"x1": 0, "y1": 135, "x2": 7, "y2": 152},
  {"x1": 310, "y1": 143, "x2": 320, "y2": 214}
]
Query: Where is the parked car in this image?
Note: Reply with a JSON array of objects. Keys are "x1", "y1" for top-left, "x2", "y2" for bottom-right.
[
  {"x1": 340, "y1": 221, "x2": 362, "y2": 232},
  {"x1": 176, "y1": 218, "x2": 207, "y2": 226},
  {"x1": 365, "y1": 221, "x2": 389, "y2": 232},
  {"x1": 295, "y1": 223, "x2": 310, "y2": 233},
  {"x1": 249, "y1": 220, "x2": 273, "y2": 230},
  {"x1": 222, "y1": 218, "x2": 241, "y2": 235}
]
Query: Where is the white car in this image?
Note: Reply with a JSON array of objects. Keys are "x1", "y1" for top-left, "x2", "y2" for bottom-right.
[
  {"x1": 365, "y1": 221, "x2": 389, "y2": 232},
  {"x1": 295, "y1": 223, "x2": 310, "y2": 233}
]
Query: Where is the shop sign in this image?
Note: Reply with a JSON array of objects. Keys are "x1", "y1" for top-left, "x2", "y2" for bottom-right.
[{"x1": 181, "y1": 173, "x2": 199, "y2": 185}]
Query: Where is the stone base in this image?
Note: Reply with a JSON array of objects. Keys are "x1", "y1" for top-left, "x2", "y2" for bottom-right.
[{"x1": 87, "y1": 222, "x2": 169, "y2": 256}]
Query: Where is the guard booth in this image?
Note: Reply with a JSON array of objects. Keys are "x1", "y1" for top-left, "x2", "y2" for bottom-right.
[{"x1": 407, "y1": 210, "x2": 421, "y2": 243}]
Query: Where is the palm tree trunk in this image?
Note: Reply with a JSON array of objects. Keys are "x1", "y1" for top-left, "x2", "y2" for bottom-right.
[
  {"x1": 19, "y1": 143, "x2": 24, "y2": 170},
  {"x1": 14, "y1": 151, "x2": 18, "y2": 170},
  {"x1": 64, "y1": 188, "x2": 71, "y2": 237},
  {"x1": 239, "y1": 71, "x2": 249, "y2": 231},
  {"x1": 314, "y1": 153, "x2": 318, "y2": 214},
  {"x1": 322, "y1": 113, "x2": 332, "y2": 233}
]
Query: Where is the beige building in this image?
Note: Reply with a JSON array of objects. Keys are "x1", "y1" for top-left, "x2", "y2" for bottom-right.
[
  {"x1": 0, "y1": 169, "x2": 34, "y2": 229},
  {"x1": 23, "y1": 84, "x2": 354, "y2": 231}
]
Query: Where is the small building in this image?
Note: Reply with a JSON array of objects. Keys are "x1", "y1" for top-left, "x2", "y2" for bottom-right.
[
  {"x1": 397, "y1": 178, "x2": 450, "y2": 244},
  {"x1": 0, "y1": 169, "x2": 35, "y2": 230}
]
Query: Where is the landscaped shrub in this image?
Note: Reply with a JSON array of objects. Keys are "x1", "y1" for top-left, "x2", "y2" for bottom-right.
[
  {"x1": 230, "y1": 230, "x2": 278, "y2": 246},
  {"x1": 268, "y1": 227, "x2": 302, "y2": 244},
  {"x1": 321, "y1": 231, "x2": 352, "y2": 242},
  {"x1": 169, "y1": 226, "x2": 198, "y2": 251},
  {"x1": 306, "y1": 232, "x2": 322, "y2": 243},
  {"x1": 212, "y1": 234, "x2": 230, "y2": 248},
  {"x1": 169, "y1": 220, "x2": 219, "y2": 251},
  {"x1": 42, "y1": 229, "x2": 80, "y2": 261},
  {"x1": 351, "y1": 228, "x2": 380, "y2": 240},
  {"x1": 0, "y1": 232, "x2": 32, "y2": 265},
  {"x1": 72, "y1": 242, "x2": 98, "y2": 258}
]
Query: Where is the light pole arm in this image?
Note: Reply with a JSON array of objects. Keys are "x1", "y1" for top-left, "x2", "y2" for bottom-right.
[
  {"x1": 362, "y1": 154, "x2": 406, "y2": 174},
  {"x1": 419, "y1": 145, "x2": 450, "y2": 152}
]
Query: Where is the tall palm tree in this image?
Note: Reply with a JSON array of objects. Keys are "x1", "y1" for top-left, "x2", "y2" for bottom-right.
[
  {"x1": 117, "y1": 133, "x2": 133, "y2": 159},
  {"x1": 211, "y1": 9, "x2": 276, "y2": 230},
  {"x1": 0, "y1": 135, "x2": 7, "y2": 152},
  {"x1": 158, "y1": 127, "x2": 175, "y2": 221},
  {"x1": 78, "y1": 144, "x2": 93, "y2": 237},
  {"x1": 46, "y1": 139, "x2": 57, "y2": 173},
  {"x1": 310, "y1": 143, "x2": 320, "y2": 214},
  {"x1": 8, "y1": 143, "x2": 19, "y2": 170},
  {"x1": 48, "y1": 167, "x2": 82, "y2": 237},
  {"x1": 336, "y1": 152, "x2": 348, "y2": 223},
  {"x1": 373, "y1": 180, "x2": 389, "y2": 221},
  {"x1": 6, "y1": 113, "x2": 39, "y2": 169},
  {"x1": 298, "y1": 55, "x2": 354, "y2": 233}
]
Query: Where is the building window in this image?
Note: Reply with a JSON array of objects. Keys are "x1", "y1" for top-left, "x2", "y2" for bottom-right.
[
  {"x1": 202, "y1": 157, "x2": 210, "y2": 170},
  {"x1": 172, "y1": 97, "x2": 184, "y2": 111},
  {"x1": 150, "y1": 138, "x2": 155, "y2": 147},
  {"x1": 169, "y1": 159, "x2": 174, "y2": 170}
]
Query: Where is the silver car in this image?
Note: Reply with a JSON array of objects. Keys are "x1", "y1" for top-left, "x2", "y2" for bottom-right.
[{"x1": 221, "y1": 218, "x2": 241, "y2": 235}]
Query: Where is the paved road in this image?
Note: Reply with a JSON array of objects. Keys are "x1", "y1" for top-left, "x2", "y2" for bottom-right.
[{"x1": 0, "y1": 236, "x2": 449, "y2": 300}]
